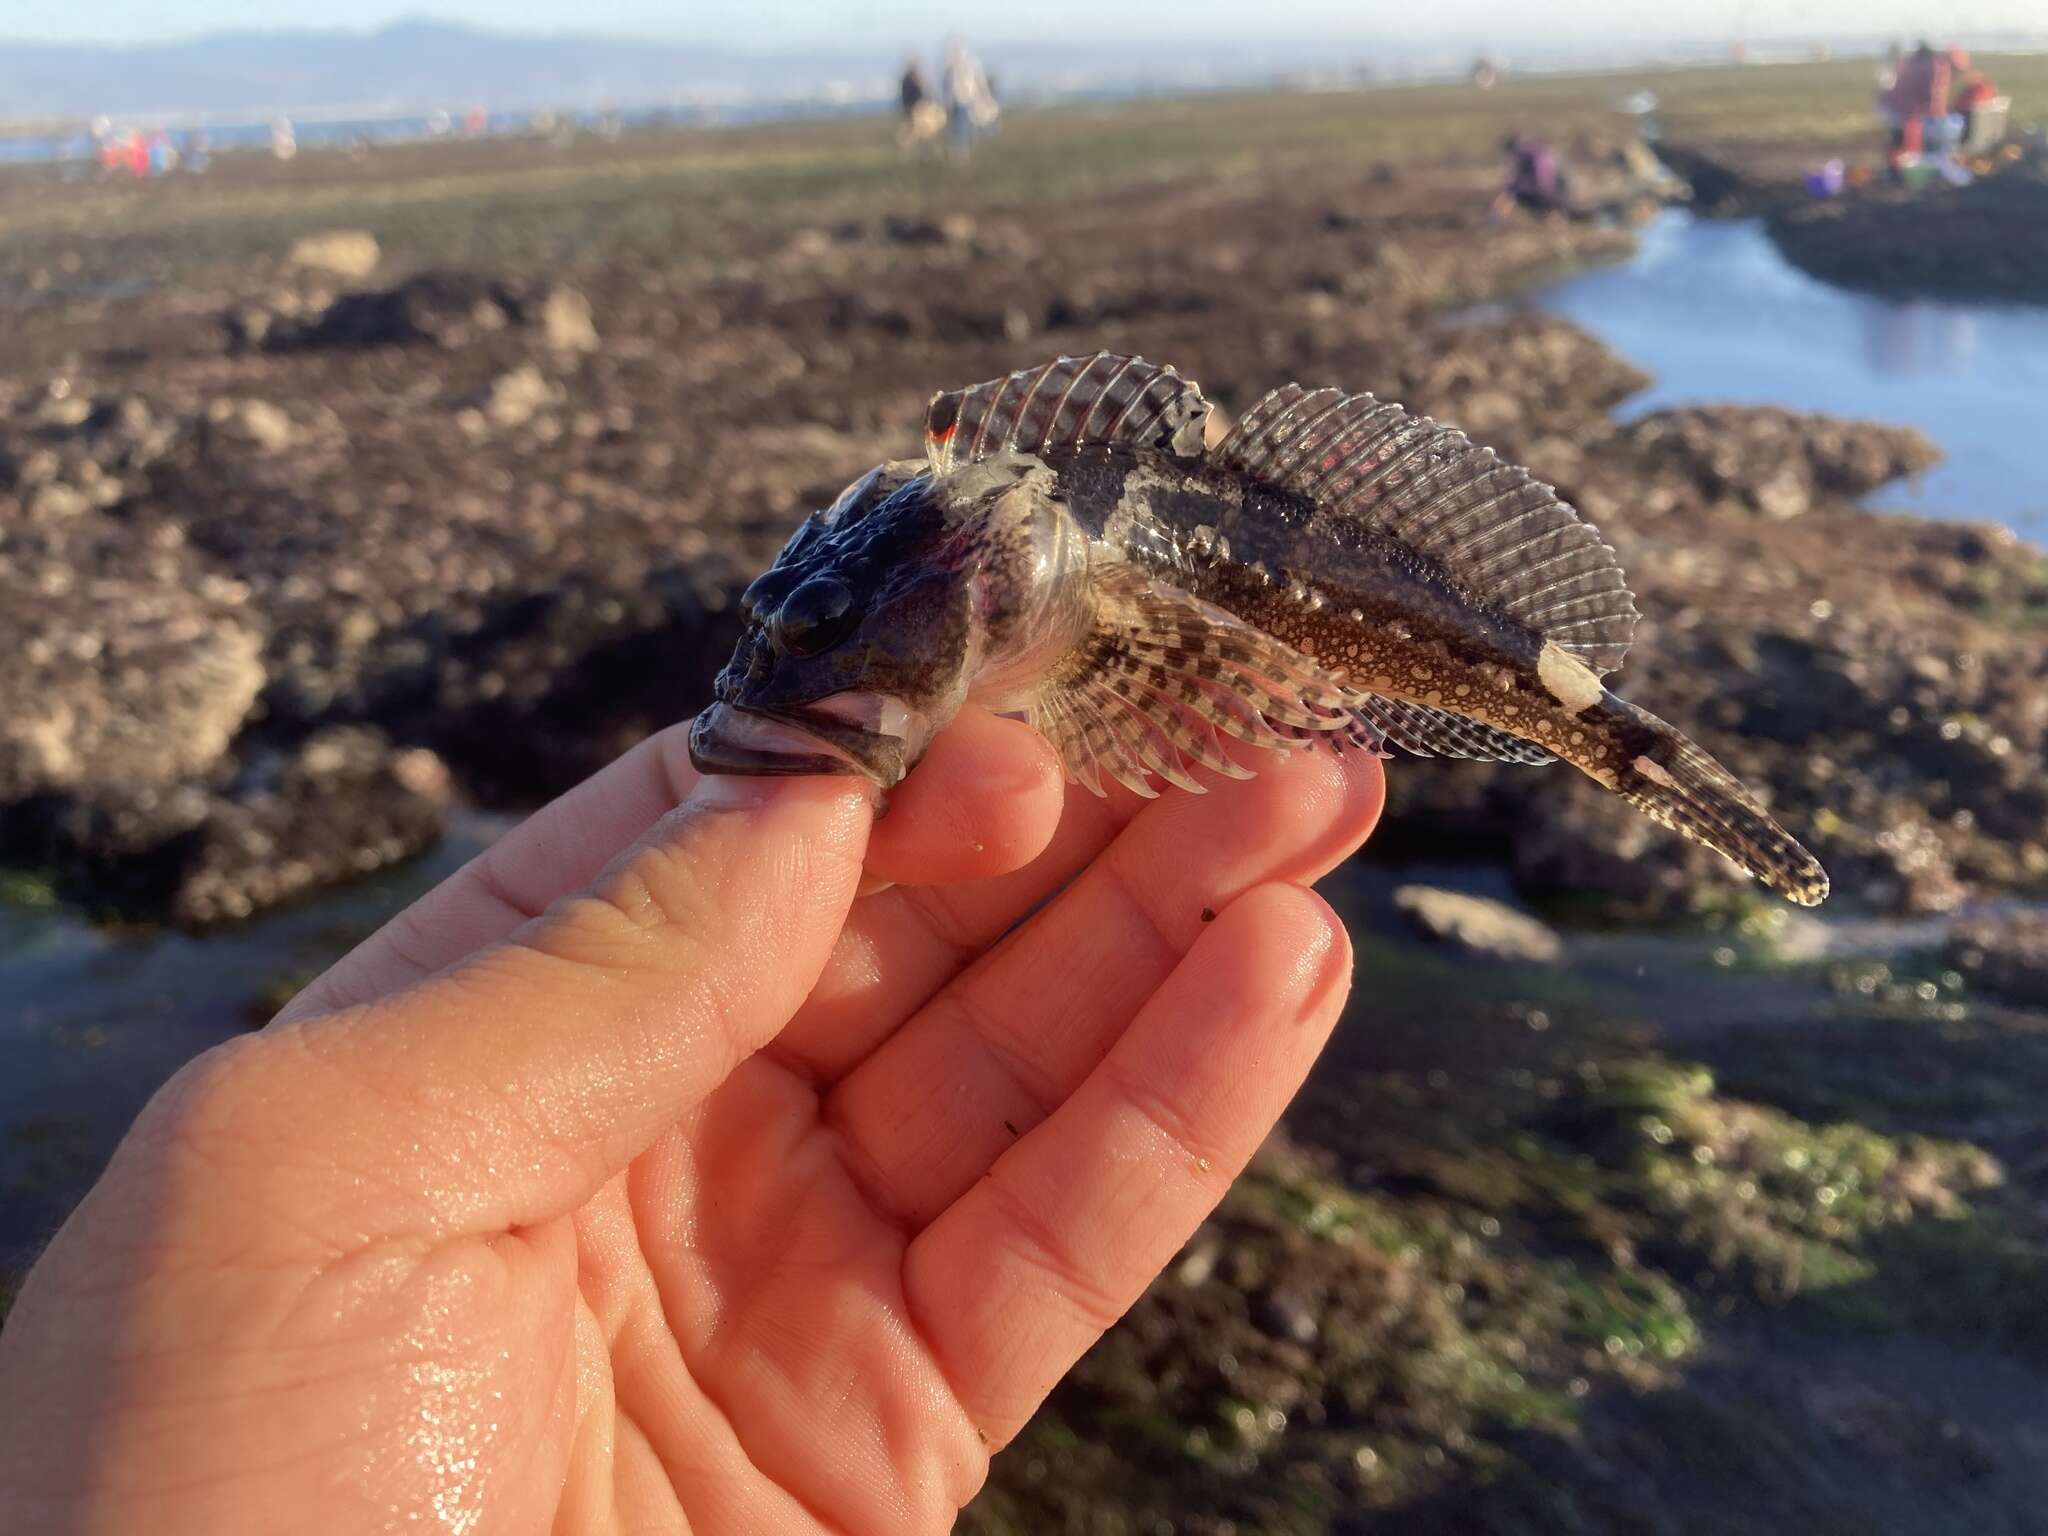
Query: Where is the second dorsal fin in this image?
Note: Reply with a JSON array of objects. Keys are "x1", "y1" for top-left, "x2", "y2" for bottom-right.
[
  {"x1": 925, "y1": 353, "x2": 1211, "y2": 475},
  {"x1": 1216, "y1": 385, "x2": 1640, "y2": 676}
]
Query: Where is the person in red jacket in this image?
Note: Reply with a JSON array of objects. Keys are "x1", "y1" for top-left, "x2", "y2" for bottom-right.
[{"x1": 1954, "y1": 67, "x2": 2000, "y2": 148}]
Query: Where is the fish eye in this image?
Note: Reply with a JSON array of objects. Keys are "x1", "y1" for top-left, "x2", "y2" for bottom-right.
[{"x1": 771, "y1": 577, "x2": 858, "y2": 656}]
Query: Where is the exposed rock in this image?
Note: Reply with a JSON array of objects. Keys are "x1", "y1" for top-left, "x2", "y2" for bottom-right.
[
  {"x1": 5, "y1": 155, "x2": 2046, "y2": 925},
  {"x1": 259, "y1": 271, "x2": 530, "y2": 351},
  {"x1": 0, "y1": 528, "x2": 264, "y2": 803},
  {"x1": 880, "y1": 212, "x2": 977, "y2": 245},
  {"x1": 1769, "y1": 161, "x2": 2048, "y2": 308},
  {"x1": 287, "y1": 229, "x2": 382, "y2": 281},
  {"x1": 477, "y1": 365, "x2": 558, "y2": 429},
  {"x1": 205, "y1": 397, "x2": 298, "y2": 453},
  {"x1": 25, "y1": 727, "x2": 452, "y2": 925},
  {"x1": 1255, "y1": 1286, "x2": 1322, "y2": 1345},
  {"x1": 1506, "y1": 779, "x2": 1743, "y2": 916},
  {"x1": 1947, "y1": 912, "x2": 2048, "y2": 1009},
  {"x1": 167, "y1": 729, "x2": 452, "y2": 926},
  {"x1": 1394, "y1": 885, "x2": 1566, "y2": 963},
  {"x1": 1652, "y1": 141, "x2": 1777, "y2": 217},
  {"x1": 1623, "y1": 406, "x2": 1941, "y2": 519},
  {"x1": 539, "y1": 284, "x2": 600, "y2": 353}
]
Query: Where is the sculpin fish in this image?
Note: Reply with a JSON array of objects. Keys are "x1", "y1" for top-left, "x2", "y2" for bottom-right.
[{"x1": 690, "y1": 353, "x2": 1829, "y2": 905}]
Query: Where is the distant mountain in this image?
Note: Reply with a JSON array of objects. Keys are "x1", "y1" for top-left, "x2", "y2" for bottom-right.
[
  {"x1": 0, "y1": 18, "x2": 1745, "y2": 124},
  {"x1": 10, "y1": 17, "x2": 2039, "y2": 127},
  {"x1": 0, "y1": 20, "x2": 913, "y2": 122}
]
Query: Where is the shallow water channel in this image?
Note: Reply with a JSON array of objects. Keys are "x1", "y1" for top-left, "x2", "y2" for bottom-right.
[
  {"x1": 1497, "y1": 209, "x2": 2048, "y2": 537},
  {"x1": 0, "y1": 816, "x2": 508, "y2": 1270}
]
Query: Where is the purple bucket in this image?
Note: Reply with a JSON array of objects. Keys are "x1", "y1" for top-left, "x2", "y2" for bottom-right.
[{"x1": 1804, "y1": 160, "x2": 1846, "y2": 196}]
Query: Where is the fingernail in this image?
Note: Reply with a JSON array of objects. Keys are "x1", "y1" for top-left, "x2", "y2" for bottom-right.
[{"x1": 690, "y1": 773, "x2": 779, "y2": 811}]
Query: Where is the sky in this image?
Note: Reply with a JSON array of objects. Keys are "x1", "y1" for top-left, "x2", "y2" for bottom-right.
[{"x1": 7, "y1": 0, "x2": 2045, "y2": 48}]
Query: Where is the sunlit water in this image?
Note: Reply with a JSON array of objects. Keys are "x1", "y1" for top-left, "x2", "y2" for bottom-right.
[{"x1": 1502, "y1": 210, "x2": 2048, "y2": 539}]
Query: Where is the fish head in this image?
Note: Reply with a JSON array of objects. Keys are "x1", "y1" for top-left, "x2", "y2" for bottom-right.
[{"x1": 690, "y1": 455, "x2": 1077, "y2": 787}]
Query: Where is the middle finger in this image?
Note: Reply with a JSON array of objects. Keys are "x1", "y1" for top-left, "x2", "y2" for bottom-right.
[{"x1": 821, "y1": 744, "x2": 1383, "y2": 1229}]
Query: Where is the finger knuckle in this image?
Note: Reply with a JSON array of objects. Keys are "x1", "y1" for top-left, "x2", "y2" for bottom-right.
[
  {"x1": 982, "y1": 1174, "x2": 1127, "y2": 1335},
  {"x1": 1102, "y1": 1061, "x2": 1234, "y2": 1182}
]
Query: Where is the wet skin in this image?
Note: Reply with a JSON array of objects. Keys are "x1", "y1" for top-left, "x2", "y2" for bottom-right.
[{"x1": 0, "y1": 709, "x2": 1383, "y2": 1534}]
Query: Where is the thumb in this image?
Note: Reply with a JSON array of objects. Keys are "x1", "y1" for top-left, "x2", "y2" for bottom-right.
[{"x1": 184, "y1": 775, "x2": 873, "y2": 1242}]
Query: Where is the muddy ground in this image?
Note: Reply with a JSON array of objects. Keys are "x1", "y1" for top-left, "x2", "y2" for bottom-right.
[{"x1": 4, "y1": 60, "x2": 2048, "y2": 1533}]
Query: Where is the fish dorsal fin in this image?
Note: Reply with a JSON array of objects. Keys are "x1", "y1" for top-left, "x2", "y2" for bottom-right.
[
  {"x1": 1216, "y1": 385, "x2": 1639, "y2": 675},
  {"x1": 1352, "y1": 696, "x2": 1555, "y2": 765},
  {"x1": 1024, "y1": 563, "x2": 1358, "y2": 797},
  {"x1": 925, "y1": 353, "x2": 1211, "y2": 476}
]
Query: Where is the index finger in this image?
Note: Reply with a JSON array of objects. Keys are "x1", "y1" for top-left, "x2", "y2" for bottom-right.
[
  {"x1": 273, "y1": 722, "x2": 697, "y2": 1026},
  {"x1": 275, "y1": 709, "x2": 1066, "y2": 1028}
]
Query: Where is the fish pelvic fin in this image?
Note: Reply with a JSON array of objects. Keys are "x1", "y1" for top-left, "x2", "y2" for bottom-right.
[
  {"x1": 1026, "y1": 562, "x2": 1357, "y2": 796},
  {"x1": 1600, "y1": 696, "x2": 1830, "y2": 906}
]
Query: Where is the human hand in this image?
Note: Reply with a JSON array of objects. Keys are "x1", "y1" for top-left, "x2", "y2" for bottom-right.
[{"x1": 0, "y1": 709, "x2": 1382, "y2": 1533}]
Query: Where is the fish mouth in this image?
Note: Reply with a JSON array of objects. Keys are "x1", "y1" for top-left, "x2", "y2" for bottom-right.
[{"x1": 688, "y1": 693, "x2": 916, "y2": 786}]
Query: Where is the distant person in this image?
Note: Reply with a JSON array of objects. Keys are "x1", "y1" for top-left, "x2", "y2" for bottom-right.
[
  {"x1": 1953, "y1": 66, "x2": 2001, "y2": 150},
  {"x1": 943, "y1": 40, "x2": 998, "y2": 158},
  {"x1": 901, "y1": 54, "x2": 930, "y2": 120},
  {"x1": 898, "y1": 53, "x2": 943, "y2": 150},
  {"x1": 1884, "y1": 41, "x2": 1952, "y2": 151},
  {"x1": 1492, "y1": 134, "x2": 1569, "y2": 221}
]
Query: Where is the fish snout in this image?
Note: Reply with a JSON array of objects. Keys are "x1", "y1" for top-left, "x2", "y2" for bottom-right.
[{"x1": 741, "y1": 566, "x2": 788, "y2": 614}]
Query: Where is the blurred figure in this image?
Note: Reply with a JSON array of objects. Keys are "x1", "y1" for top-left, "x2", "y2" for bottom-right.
[
  {"x1": 900, "y1": 53, "x2": 930, "y2": 122},
  {"x1": 898, "y1": 53, "x2": 944, "y2": 150},
  {"x1": 1882, "y1": 40, "x2": 1952, "y2": 166},
  {"x1": 943, "y1": 40, "x2": 998, "y2": 159},
  {"x1": 1491, "y1": 134, "x2": 1570, "y2": 221},
  {"x1": 1953, "y1": 65, "x2": 2004, "y2": 154}
]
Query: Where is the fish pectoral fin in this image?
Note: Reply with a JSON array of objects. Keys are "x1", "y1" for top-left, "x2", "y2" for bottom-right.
[
  {"x1": 1269, "y1": 711, "x2": 1393, "y2": 759},
  {"x1": 1215, "y1": 385, "x2": 1638, "y2": 676},
  {"x1": 925, "y1": 353, "x2": 1211, "y2": 475},
  {"x1": 1026, "y1": 562, "x2": 1357, "y2": 796},
  {"x1": 1353, "y1": 695, "x2": 1556, "y2": 764}
]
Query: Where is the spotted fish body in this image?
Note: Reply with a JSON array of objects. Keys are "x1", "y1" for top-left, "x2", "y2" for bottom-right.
[{"x1": 690, "y1": 354, "x2": 1829, "y2": 905}]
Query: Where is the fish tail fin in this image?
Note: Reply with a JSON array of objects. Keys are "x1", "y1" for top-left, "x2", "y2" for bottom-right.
[{"x1": 1600, "y1": 696, "x2": 1830, "y2": 907}]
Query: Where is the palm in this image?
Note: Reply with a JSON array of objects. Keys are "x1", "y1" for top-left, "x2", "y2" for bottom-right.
[
  {"x1": 565, "y1": 1062, "x2": 971, "y2": 1532},
  {"x1": 0, "y1": 715, "x2": 1380, "y2": 1534}
]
